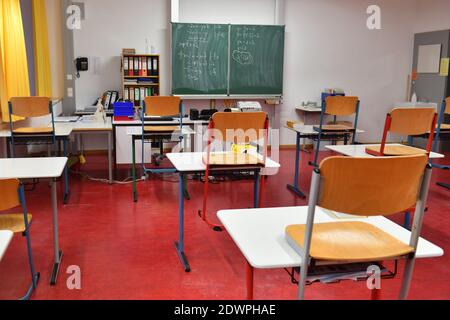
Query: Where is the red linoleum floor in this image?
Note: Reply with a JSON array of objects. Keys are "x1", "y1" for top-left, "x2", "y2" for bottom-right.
[{"x1": 0, "y1": 150, "x2": 449, "y2": 300}]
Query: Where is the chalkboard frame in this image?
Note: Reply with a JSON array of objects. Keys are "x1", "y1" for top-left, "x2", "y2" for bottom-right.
[{"x1": 171, "y1": 22, "x2": 285, "y2": 98}]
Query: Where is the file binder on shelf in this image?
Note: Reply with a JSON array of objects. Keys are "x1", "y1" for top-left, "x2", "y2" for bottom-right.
[
  {"x1": 128, "y1": 57, "x2": 134, "y2": 76},
  {"x1": 129, "y1": 87, "x2": 135, "y2": 103},
  {"x1": 134, "y1": 88, "x2": 140, "y2": 106},
  {"x1": 134, "y1": 57, "x2": 139, "y2": 76},
  {"x1": 142, "y1": 58, "x2": 147, "y2": 77},
  {"x1": 121, "y1": 51, "x2": 160, "y2": 107},
  {"x1": 148, "y1": 57, "x2": 152, "y2": 76},
  {"x1": 140, "y1": 87, "x2": 145, "y2": 106},
  {"x1": 153, "y1": 57, "x2": 159, "y2": 76},
  {"x1": 124, "y1": 57, "x2": 129, "y2": 77}
]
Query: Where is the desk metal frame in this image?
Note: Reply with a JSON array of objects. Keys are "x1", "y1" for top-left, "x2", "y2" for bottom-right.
[
  {"x1": 175, "y1": 167, "x2": 262, "y2": 272},
  {"x1": 131, "y1": 131, "x2": 189, "y2": 202}
]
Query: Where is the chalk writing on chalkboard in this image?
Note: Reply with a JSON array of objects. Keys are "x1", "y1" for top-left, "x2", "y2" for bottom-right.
[
  {"x1": 172, "y1": 23, "x2": 229, "y2": 94},
  {"x1": 172, "y1": 23, "x2": 284, "y2": 95}
]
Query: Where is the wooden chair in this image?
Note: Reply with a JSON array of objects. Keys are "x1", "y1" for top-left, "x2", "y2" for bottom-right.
[
  {"x1": 200, "y1": 112, "x2": 269, "y2": 231},
  {"x1": 141, "y1": 96, "x2": 182, "y2": 168},
  {"x1": 431, "y1": 98, "x2": 450, "y2": 190},
  {"x1": 285, "y1": 154, "x2": 431, "y2": 300},
  {"x1": 366, "y1": 108, "x2": 437, "y2": 157},
  {"x1": 310, "y1": 96, "x2": 360, "y2": 167},
  {"x1": 0, "y1": 179, "x2": 40, "y2": 300},
  {"x1": 8, "y1": 97, "x2": 55, "y2": 157}
]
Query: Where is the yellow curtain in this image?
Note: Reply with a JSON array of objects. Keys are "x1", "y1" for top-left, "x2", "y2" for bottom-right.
[
  {"x1": 0, "y1": 0, "x2": 30, "y2": 123},
  {"x1": 32, "y1": 0, "x2": 52, "y2": 97}
]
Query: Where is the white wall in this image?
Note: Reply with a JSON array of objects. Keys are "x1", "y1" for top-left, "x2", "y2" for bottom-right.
[
  {"x1": 179, "y1": 0, "x2": 276, "y2": 24},
  {"x1": 413, "y1": 0, "x2": 450, "y2": 33},
  {"x1": 73, "y1": 0, "x2": 170, "y2": 109},
  {"x1": 282, "y1": 0, "x2": 417, "y2": 144},
  {"x1": 46, "y1": 0, "x2": 65, "y2": 99}
]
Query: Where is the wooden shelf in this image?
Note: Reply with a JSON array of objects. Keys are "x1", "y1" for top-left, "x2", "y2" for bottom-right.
[
  {"x1": 122, "y1": 51, "x2": 160, "y2": 107},
  {"x1": 123, "y1": 54, "x2": 160, "y2": 57},
  {"x1": 124, "y1": 76, "x2": 159, "y2": 79}
]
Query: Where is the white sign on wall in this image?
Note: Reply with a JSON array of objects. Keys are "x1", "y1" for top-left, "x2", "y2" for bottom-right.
[{"x1": 417, "y1": 44, "x2": 442, "y2": 73}]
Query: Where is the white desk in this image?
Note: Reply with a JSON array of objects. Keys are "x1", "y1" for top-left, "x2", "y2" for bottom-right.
[
  {"x1": 0, "y1": 126, "x2": 72, "y2": 203},
  {"x1": 55, "y1": 118, "x2": 113, "y2": 183},
  {"x1": 0, "y1": 230, "x2": 13, "y2": 261},
  {"x1": 326, "y1": 144, "x2": 445, "y2": 159},
  {"x1": 167, "y1": 152, "x2": 280, "y2": 173},
  {"x1": 218, "y1": 206, "x2": 444, "y2": 298},
  {"x1": 0, "y1": 157, "x2": 68, "y2": 285},
  {"x1": 167, "y1": 152, "x2": 280, "y2": 272}
]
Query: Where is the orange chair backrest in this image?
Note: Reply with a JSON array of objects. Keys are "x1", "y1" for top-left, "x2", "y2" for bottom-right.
[
  {"x1": 445, "y1": 97, "x2": 450, "y2": 115},
  {"x1": 389, "y1": 108, "x2": 436, "y2": 135},
  {"x1": 210, "y1": 112, "x2": 268, "y2": 143},
  {"x1": 325, "y1": 96, "x2": 359, "y2": 116},
  {"x1": 318, "y1": 155, "x2": 428, "y2": 216},
  {"x1": 0, "y1": 179, "x2": 20, "y2": 211},
  {"x1": 144, "y1": 96, "x2": 181, "y2": 117},
  {"x1": 10, "y1": 97, "x2": 51, "y2": 118}
]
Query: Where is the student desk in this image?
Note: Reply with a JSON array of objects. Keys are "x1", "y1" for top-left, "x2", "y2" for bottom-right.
[
  {"x1": 127, "y1": 126, "x2": 195, "y2": 202},
  {"x1": 0, "y1": 157, "x2": 68, "y2": 285},
  {"x1": 218, "y1": 206, "x2": 444, "y2": 300},
  {"x1": 286, "y1": 123, "x2": 365, "y2": 198},
  {"x1": 55, "y1": 118, "x2": 113, "y2": 183},
  {"x1": 0, "y1": 230, "x2": 13, "y2": 262},
  {"x1": 296, "y1": 105, "x2": 323, "y2": 124},
  {"x1": 167, "y1": 152, "x2": 280, "y2": 272},
  {"x1": 0, "y1": 127, "x2": 72, "y2": 203}
]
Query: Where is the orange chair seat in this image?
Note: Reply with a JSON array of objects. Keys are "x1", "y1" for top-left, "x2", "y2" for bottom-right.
[
  {"x1": 13, "y1": 127, "x2": 53, "y2": 134},
  {"x1": 366, "y1": 145, "x2": 428, "y2": 156},
  {"x1": 0, "y1": 214, "x2": 32, "y2": 233},
  {"x1": 144, "y1": 126, "x2": 179, "y2": 133},
  {"x1": 315, "y1": 124, "x2": 354, "y2": 132},
  {"x1": 286, "y1": 221, "x2": 414, "y2": 261},
  {"x1": 438, "y1": 124, "x2": 450, "y2": 131},
  {"x1": 204, "y1": 152, "x2": 264, "y2": 166}
]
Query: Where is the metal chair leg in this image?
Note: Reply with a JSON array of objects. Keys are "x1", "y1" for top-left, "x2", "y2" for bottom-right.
[
  {"x1": 399, "y1": 255, "x2": 416, "y2": 300},
  {"x1": 18, "y1": 186, "x2": 40, "y2": 300}
]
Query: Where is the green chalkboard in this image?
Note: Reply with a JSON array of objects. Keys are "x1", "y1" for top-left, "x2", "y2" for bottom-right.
[
  {"x1": 172, "y1": 23, "x2": 229, "y2": 95},
  {"x1": 171, "y1": 23, "x2": 285, "y2": 96},
  {"x1": 229, "y1": 25, "x2": 285, "y2": 95}
]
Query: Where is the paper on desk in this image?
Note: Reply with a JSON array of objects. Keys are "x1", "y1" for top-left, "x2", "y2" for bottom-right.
[{"x1": 55, "y1": 116, "x2": 80, "y2": 123}]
